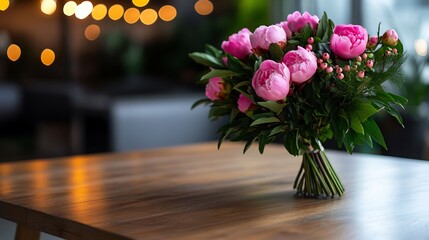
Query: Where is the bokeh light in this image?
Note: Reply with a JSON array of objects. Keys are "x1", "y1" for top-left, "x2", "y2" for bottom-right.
[
  {"x1": 124, "y1": 8, "x2": 140, "y2": 24},
  {"x1": 158, "y1": 5, "x2": 176, "y2": 22},
  {"x1": 132, "y1": 0, "x2": 149, "y2": 8},
  {"x1": 140, "y1": 8, "x2": 157, "y2": 25},
  {"x1": 75, "y1": 1, "x2": 93, "y2": 20},
  {"x1": 415, "y1": 39, "x2": 428, "y2": 57},
  {"x1": 63, "y1": 1, "x2": 77, "y2": 16},
  {"x1": 41, "y1": 0, "x2": 57, "y2": 15},
  {"x1": 85, "y1": 24, "x2": 100, "y2": 41},
  {"x1": 92, "y1": 4, "x2": 107, "y2": 20},
  {"x1": 194, "y1": 0, "x2": 213, "y2": 16},
  {"x1": 0, "y1": 0, "x2": 10, "y2": 11},
  {"x1": 108, "y1": 4, "x2": 124, "y2": 21},
  {"x1": 41, "y1": 49, "x2": 55, "y2": 66},
  {"x1": 7, "y1": 44, "x2": 21, "y2": 62}
]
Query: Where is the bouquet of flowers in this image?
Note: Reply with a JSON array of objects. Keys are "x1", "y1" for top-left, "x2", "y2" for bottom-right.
[{"x1": 189, "y1": 11, "x2": 406, "y2": 198}]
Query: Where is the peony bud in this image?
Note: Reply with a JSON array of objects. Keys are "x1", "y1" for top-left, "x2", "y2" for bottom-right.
[
  {"x1": 250, "y1": 25, "x2": 287, "y2": 52},
  {"x1": 221, "y1": 28, "x2": 253, "y2": 59},
  {"x1": 382, "y1": 29, "x2": 399, "y2": 47},
  {"x1": 287, "y1": 11, "x2": 319, "y2": 33},
  {"x1": 237, "y1": 94, "x2": 253, "y2": 113},
  {"x1": 367, "y1": 36, "x2": 378, "y2": 49},
  {"x1": 205, "y1": 77, "x2": 230, "y2": 101}
]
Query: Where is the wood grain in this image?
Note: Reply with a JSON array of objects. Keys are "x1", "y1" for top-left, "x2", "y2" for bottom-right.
[
  {"x1": 1, "y1": 142, "x2": 429, "y2": 240},
  {"x1": 15, "y1": 224, "x2": 40, "y2": 240}
]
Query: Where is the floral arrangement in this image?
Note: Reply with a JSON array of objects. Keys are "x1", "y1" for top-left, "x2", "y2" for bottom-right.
[{"x1": 189, "y1": 12, "x2": 406, "y2": 198}]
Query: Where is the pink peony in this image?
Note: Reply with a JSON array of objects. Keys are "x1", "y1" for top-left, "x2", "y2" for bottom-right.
[
  {"x1": 286, "y1": 11, "x2": 319, "y2": 33},
  {"x1": 249, "y1": 25, "x2": 286, "y2": 51},
  {"x1": 367, "y1": 36, "x2": 378, "y2": 48},
  {"x1": 381, "y1": 29, "x2": 399, "y2": 47},
  {"x1": 252, "y1": 60, "x2": 290, "y2": 101},
  {"x1": 237, "y1": 94, "x2": 253, "y2": 113},
  {"x1": 330, "y1": 24, "x2": 368, "y2": 59},
  {"x1": 276, "y1": 21, "x2": 293, "y2": 39},
  {"x1": 205, "y1": 77, "x2": 228, "y2": 101},
  {"x1": 283, "y1": 46, "x2": 317, "y2": 84},
  {"x1": 221, "y1": 28, "x2": 253, "y2": 59}
]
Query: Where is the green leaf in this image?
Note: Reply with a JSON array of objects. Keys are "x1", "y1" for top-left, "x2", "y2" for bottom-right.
[
  {"x1": 250, "y1": 117, "x2": 280, "y2": 126},
  {"x1": 283, "y1": 130, "x2": 300, "y2": 156},
  {"x1": 316, "y1": 12, "x2": 328, "y2": 39},
  {"x1": 388, "y1": 92, "x2": 408, "y2": 108},
  {"x1": 189, "y1": 52, "x2": 224, "y2": 68},
  {"x1": 201, "y1": 70, "x2": 237, "y2": 81},
  {"x1": 385, "y1": 106, "x2": 404, "y2": 127},
  {"x1": 362, "y1": 118, "x2": 387, "y2": 149},
  {"x1": 217, "y1": 128, "x2": 232, "y2": 149},
  {"x1": 304, "y1": 111, "x2": 312, "y2": 124},
  {"x1": 230, "y1": 108, "x2": 240, "y2": 123},
  {"x1": 226, "y1": 54, "x2": 252, "y2": 74},
  {"x1": 343, "y1": 132, "x2": 354, "y2": 153},
  {"x1": 254, "y1": 56, "x2": 262, "y2": 72},
  {"x1": 269, "y1": 125, "x2": 284, "y2": 137},
  {"x1": 268, "y1": 43, "x2": 284, "y2": 62},
  {"x1": 205, "y1": 44, "x2": 223, "y2": 58},
  {"x1": 191, "y1": 99, "x2": 211, "y2": 109},
  {"x1": 351, "y1": 115, "x2": 364, "y2": 134},
  {"x1": 243, "y1": 138, "x2": 255, "y2": 154},
  {"x1": 356, "y1": 103, "x2": 378, "y2": 121},
  {"x1": 257, "y1": 101, "x2": 286, "y2": 114},
  {"x1": 258, "y1": 135, "x2": 267, "y2": 154}
]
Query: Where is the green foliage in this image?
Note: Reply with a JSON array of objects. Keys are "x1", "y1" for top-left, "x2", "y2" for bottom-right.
[{"x1": 189, "y1": 12, "x2": 406, "y2": 156}]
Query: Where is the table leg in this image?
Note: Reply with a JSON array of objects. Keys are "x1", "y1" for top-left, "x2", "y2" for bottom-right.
[{"x1": 15, "y1": 224, "x2": 40, "y2": 240}]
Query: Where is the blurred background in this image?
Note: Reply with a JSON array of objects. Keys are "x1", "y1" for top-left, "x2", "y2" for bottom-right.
[{"x1": 1, "y1": 0, "x2": 429, "y2": 163}]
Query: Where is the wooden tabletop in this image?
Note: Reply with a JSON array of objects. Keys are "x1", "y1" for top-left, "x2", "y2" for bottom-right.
[{"x1": 1, "y1": 142, "x2": 429, "y2": 240}]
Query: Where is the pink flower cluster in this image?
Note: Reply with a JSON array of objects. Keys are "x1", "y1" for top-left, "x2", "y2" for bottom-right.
[{"x1": 206, "y1": 11, "x2": 399, "y2": 113}]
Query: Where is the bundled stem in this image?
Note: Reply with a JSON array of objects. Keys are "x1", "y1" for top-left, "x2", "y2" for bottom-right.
[{"x1": 293, "y1": 149, "x2": 345, "y2": 198}]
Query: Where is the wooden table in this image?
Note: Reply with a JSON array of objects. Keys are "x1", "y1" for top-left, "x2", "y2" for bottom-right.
[{"x1": 1, "y1": 142, "x2": 429, "y2": 240}]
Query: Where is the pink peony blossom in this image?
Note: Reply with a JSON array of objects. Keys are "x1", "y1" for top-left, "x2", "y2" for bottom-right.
[
  {"x1": 381, "y1": 29, "x2": 399, "y2": 47},
  {"x1": 276, "y1": 21, "x2": 293, "y2": 39},
  {"x1": 221, "y1": 28, "x2": 253, "y2": 59},
  {"x1": 286, "y1": 11, "x2": 319, "y2": 33},
  {"x1": 237, "y1": 94, "x2": 253, "y2": 113},
  {"x1": 330, "y1": 24, "x2": 368, "y2": 59},
  {"x1": 249, "y1": 25, "x2": 286, "y2": 51},
  {"x1": 252, "y1": 60, "x2": 290, "y2": 101},
  {"x1": 205, "y1": 77, "x2": 228, "y2": 101},
  {"x1": 283, "y1": 46, "x2": 317, "y2": 84}
]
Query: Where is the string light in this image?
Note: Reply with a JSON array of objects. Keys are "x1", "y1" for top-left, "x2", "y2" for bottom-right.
[
  {"x1": 158, "y1": 5, "x2": 177, "y2": 22},
  {"x1": 124, "y1": 8, "x2": 140, "y2": 24},
  {"x1": 63, "y1": 1, "x2": 77, "y2": 16},
  {"x1": 194, "y1": 0, "x2": 213, "y2": 16},
  {"x1": 92, "y1": 4, "x2": 107, "y2": 20},
  {"x1": 41, "y1": 48, "x2": 55, "y2": 66},
  {"x1": 0, "y1": 0, "x2": 10, "y2": 11},
  {"x1": 132, "y1": 0, "x2": 149, "y2": 8},
  {"x1": 41, "y1": 0, "x2": 57, "y2": 15},
  {"x1": 108, "y1": 4, "x2": 124, "y2": 21},
  {"x1": 75, "y1": 1, "x2": 93, "y2": 20},
  {"x1": 7, "y1": 44, "x2": 21, "y2": 62},
  {"x1": 85, "y1": 24, "x2": 100, "y2": 41},
  {"x1": 140, "y1": 8, "x2": 157, "y2": 25}
]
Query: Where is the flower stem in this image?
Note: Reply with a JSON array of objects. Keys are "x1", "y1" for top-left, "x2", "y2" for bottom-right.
[{"x1": 294, "y1": 149, "x2": 345, "y2": 198}]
